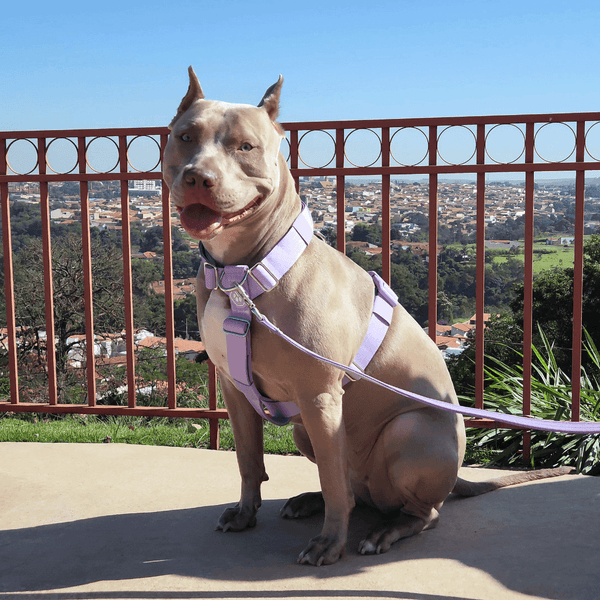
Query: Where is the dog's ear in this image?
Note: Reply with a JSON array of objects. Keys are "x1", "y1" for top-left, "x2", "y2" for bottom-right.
[
  {"x1": 258, "y1": 75, "x2": 283, "y2": 122},
  {"x1": 169, "y1": 66, "x2": 205, "y2": 128}
]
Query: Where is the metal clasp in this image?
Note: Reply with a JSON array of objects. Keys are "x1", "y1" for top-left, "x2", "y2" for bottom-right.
[{"x1": 249, "y1": 261, "x2": 278, "y2": 293}]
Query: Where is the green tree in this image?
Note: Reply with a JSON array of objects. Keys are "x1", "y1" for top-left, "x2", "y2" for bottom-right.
[{"x1": 4, "y1": 232, "x2": 124, "y2": 402}]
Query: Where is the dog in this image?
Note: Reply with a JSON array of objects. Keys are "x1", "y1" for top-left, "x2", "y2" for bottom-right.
[{"x1": 163, "y1": 67, "x2": 571, "y2": 566}]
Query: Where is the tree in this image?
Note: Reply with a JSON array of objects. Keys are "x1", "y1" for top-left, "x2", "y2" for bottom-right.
[
  {"x1": 174, "y1": 294, "x2": 200, "y2": 340},
  {"x1": 6, "y1": 232, "x2": 125, "y2": 401},
  {"x1": 448, "y1": 235, "x2": 600, "y2": 393}
]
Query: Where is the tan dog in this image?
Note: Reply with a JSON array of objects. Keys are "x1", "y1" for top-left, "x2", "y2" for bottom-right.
[{"x1": 163, "y1": 68, "x2": 570, "y2": 566}]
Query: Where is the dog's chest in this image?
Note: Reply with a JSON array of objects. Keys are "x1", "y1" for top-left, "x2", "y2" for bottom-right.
[{"x1": 200, "y1": 290, "x2": 235, "y2": 377}]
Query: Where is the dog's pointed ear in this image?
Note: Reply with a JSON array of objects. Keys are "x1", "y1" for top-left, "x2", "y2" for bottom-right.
[
  {"x1": 258, "y1": 75, "x2": 283, "y2": 122},
  {"x1": 169, "y1": 66, "x2": 205, "y2": 128}
]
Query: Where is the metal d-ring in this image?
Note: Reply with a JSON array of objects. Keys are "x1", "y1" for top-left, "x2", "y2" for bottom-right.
[{"x1": 217, "y1": 269, "x2": 249, "y2": 293}]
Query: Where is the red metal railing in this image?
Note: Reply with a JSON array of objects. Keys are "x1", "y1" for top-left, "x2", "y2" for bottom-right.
[{"x1": 2, "y1": 113, "x2": 600, "y2": 457}]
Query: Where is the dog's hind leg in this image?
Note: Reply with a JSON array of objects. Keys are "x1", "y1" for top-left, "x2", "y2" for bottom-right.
[{"x1": 358, "y1": 408, "x2": 463, "y2": 554}]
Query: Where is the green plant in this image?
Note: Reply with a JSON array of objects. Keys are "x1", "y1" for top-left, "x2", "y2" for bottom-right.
[{"x1": 463, "y1": 328, "x2": 600, "y2": 474}]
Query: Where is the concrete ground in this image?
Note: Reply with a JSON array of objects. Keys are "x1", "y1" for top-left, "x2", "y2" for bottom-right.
[{"x1": 1, "y1": 442, "x2": 598, "y2": 600}]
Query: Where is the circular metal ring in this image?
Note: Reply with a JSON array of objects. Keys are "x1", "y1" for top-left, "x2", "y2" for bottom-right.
[
  {"x1": 297, "y1": 129, "x2": 336, "y2": 169},
  {"x1": 280, "y1": 136, "x2": 291, "y2": 163},
  {"x1": 534, "y1": 122, "x2": 576, "y2": 163},
  {"x1": 6, "y1": 138, "x2": 39, "y2": 176},
  {"x1": 437, "y1": 125, "x2": 477, "y2": 166},
  {"x1": 584, "y1": 121, "x2": 600, "y2": 162},
  {"x1": 389, "y1": 127, "x2": 429, "y2": 166},
  {"x1": 484, "y1": 123, "x2": 526, "y2": 165},
  {"x1": 45, "y1": 137, "x2": 79, "y2": 174},
  {"x1": 126, "y1": 135, "x2": 162, "y2": 173},
  {"x1": 218, "y1": 272, "x2": 249, "y2": 293},
  {"x1": 343, "y1": 128, "x2": 382, "y2": 168},
  {"x1": 85, "y1": 136, "x2": 120, "y2": 174}
]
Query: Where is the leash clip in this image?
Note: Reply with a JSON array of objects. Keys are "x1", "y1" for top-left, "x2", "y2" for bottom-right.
[{"x1": 229, "y1": 282, "x2": 266, "y2": 323}]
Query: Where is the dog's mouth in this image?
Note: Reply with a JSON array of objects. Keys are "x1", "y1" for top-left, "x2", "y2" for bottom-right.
[{"x1": 177, "y1": 196, "x2": 264, "y2": 240}]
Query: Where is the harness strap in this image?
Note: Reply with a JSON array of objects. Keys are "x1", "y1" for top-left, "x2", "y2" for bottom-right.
[{"x1": 199, "y1": 203, "x2": 398, "y2": 425}]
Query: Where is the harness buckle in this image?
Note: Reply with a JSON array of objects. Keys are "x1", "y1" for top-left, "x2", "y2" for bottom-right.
[
  {"x1": 249, "y1": 261, "x2": 278, "y2": 292},
  {"x1": 203, "y1": 263, "x2": 219, "y2": 290},
  {"x1": 223, "y1": 316, "x2": 251, "y2": 337}
]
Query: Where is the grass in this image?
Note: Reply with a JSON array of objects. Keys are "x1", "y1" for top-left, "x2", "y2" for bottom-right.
[
  {"x1": 0, "y1": 409, "x2": 507, "y2": 465},
  {"x1": 492, "y1": 242, "x2": 575, "y2": 273},
  {"x1": 0, "y1": 412, "x2": 299, "y2": 455}
]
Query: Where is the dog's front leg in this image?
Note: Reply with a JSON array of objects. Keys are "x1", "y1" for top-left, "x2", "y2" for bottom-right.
[
  {"x1": 297, "y1": 391, "x2": 354, "y2": 566},
  {"x1": 216, "y1": 376, "x2": 268, "y2": 532}
]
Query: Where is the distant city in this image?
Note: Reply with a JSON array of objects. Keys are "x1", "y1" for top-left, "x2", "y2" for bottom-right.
[
  {"x1": 5, "y1": 176, "x2": 600, "y2": 360},
  {"x1": 8, "y1": 177, "x2": 600, "y2": 245}
]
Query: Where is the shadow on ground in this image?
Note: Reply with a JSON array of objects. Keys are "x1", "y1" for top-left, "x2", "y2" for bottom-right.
[{"x1": 1, "y1": 475, "x2": 598, "y2": 599}]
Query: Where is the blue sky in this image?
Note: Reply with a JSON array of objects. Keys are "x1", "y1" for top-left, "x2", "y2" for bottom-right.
[{"x1": 2, "y1": 0, "x2": 600, "y2": 132}]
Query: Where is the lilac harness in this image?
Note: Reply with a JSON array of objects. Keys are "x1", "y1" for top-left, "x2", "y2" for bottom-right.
[{"x1": 199, "y1": 203, "x2": 399, "y2": 425}]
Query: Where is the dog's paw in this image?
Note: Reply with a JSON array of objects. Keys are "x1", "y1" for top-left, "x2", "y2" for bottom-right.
[
  {"x1": 358, "y1": 512, "x2": 438, "y2": 555},
  {"x1": 216, "y1": 504, "x2": 258, "y2": 532},
  {"x1": 297, "y1": 534, "x2": 344, "y2": 566},
  {"x1": 358, "y1": 537, "x2": 389, "y2": 555},
  {"x1": 280, "y1": 492, "x2": 325, "y2": 519}
]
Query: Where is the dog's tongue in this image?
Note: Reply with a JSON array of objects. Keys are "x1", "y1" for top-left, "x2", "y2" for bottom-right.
[{"x1": 180, "y1": 203, "x2": 221, "y2": 237}]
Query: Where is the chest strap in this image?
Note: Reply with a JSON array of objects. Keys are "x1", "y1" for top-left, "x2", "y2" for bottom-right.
[{"x1": 199, "y1": 204, "x2": 398, "y2": 425}]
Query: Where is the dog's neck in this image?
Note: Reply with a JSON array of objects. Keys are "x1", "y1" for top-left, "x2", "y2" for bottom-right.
[{"x1": 201, "y1": 156, "x2": 301, "y2": 267}]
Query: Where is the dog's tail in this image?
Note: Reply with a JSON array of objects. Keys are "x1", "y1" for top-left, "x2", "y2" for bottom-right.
[{"x1": 452, "y1": 466, "x2": 574, "y2": 497}]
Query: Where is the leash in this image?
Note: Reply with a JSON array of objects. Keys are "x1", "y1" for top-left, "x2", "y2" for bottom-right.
[{"x1": 228, "y1": 281, "x2": 600, "y2": 435}]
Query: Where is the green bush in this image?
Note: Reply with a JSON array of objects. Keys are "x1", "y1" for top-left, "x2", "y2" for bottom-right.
[{"x1": 463, "y1": 328, "x2": 600, "y2": 474}]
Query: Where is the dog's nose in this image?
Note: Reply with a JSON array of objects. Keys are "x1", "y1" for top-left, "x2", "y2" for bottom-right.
[{"x1": 183, "y1": 168, "x2": 216, "y2": 188}]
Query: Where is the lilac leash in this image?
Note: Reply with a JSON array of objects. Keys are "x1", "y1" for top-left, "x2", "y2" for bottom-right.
[{"x1": 231, "y1": 286, "x2": 600, "y2": 435}]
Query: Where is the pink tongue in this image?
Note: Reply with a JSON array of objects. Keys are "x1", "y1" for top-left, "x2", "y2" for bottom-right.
[{"x1": 180, "y1": 204, "x2": 220, "y2": 236}]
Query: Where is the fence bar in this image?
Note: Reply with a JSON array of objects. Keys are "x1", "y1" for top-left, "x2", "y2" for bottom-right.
[
  {"x1": 38, "y1": 139, "x2": 58, "y2": 405},
  {"x1": 0, "y1": 137, "x2": 19, "y2": 404},
  {"x1": 428, "y1": 126, "x2": 438, "y2": 340},
  {"x1": 474, "y1": 126, "x2": 486, "y2": 410},
  {"x1": 282, "y1": 111, "x2": 600, "y2": 132},
  {"x1": 5, "y1": 159, "x2": 600, "y2": 186},
  {"x1": 289, "y1": 129, "x2": 300, "y2": 193},
  {"x1": 160, "y1": 151, "x2": 177, "y2": 410},
  {"x1": 119, "y1": 135, "x2": 136, "y2": 407},
  {"x1": 571, "y1": 120, "x2": 586, "y2": 422},
  {"x1": 521, "y1": 123, "x2": 536, "y2": 461},
  {"x1": 78, "y1": 137, "x2": 97, "y2": 406},
  {"x1": 381, "y1": 127, "x2": 391, "y2": 284},
  {"x1": 335, "y1": 129, "x2": 345, "y2": 255}
]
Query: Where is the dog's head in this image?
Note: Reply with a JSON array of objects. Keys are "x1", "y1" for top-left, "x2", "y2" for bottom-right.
[{"x1": 163, "y1": 67, "x2": 285, "y2": 241}]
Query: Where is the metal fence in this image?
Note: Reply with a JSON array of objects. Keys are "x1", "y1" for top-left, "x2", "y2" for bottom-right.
[{"x1": 2, "y1": 113, "x2": 600, "y2": 456}]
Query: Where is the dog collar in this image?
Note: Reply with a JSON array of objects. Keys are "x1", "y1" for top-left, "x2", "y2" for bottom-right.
[
  {"x1": 197, "y1": 203, "x2": 399, "y2": 426},
  {"x1": 200, "y1": 202, "x2": 314, "y2": 299}
]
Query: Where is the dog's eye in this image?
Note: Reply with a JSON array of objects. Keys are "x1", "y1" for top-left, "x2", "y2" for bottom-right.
[
  {"x1": 240, "y1": 143, "x2": 253, "y2": 152},
  {"x1": 180, "y1": 133, "x2": 192, "y2": 142}
]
